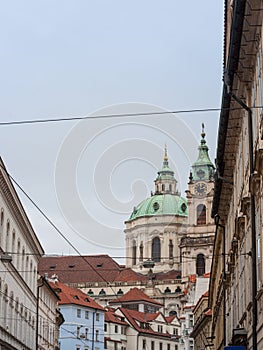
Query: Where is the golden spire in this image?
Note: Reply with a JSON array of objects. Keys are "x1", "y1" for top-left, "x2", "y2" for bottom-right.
[
  {"x1": 201, "y1": 122, "x2": 206, "y2": 139},
  {"x1": 164, "y1": 144, "x2": 168, "y2": 161}
]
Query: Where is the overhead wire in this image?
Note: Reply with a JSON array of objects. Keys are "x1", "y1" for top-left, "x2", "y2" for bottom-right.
[
  {"x1": 0, "y1": 105, "x2": 263, "y2": 126},
  {"x1": 0, "y1": 162, "x2": 123, "y2": 300}
]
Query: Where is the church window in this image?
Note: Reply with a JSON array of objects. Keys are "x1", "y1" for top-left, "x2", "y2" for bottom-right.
[
  {"x1": 132, "y1": 240, "x2": 137, "y2": 265},
  {"x1": 152, "y1": 237, "x2": 161, "y2": 262},
  {"x1": 197, "y1": 204, "x2": 206, "y2": 225},
  {"x1": 139, "y1": 242, "x2": 143, "y2": 261},
  {"x1": 153, "y1": 202, "x2": 159, "y2": 211},
  {"x1": 196, "y1": 254, "x2": 205, "y2": 276},
  {"x1": 162, "y1": 184, "x2": 165, "y2": 192},
  {"x1": 169, "y1": 239, "x2": 173, "y2": 259}
]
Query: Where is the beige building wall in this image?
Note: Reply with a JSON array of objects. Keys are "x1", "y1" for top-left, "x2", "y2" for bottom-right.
[{"x1": 210, "y1": 1, "x2": 263, "y2": 348}]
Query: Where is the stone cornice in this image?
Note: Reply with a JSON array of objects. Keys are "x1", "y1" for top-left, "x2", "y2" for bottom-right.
[{"x1": 0, "y1": 159, "x2": 44, "y2": 255}]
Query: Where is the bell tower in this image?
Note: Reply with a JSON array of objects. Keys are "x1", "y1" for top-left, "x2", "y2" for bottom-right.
[{"x1": 180, "y1": 124, "x2": 216, "y2": 280}]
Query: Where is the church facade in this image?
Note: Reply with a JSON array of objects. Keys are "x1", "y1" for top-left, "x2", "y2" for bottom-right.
[{"x1": 125, "y1": 126, "x2": 216, "y2": 281}]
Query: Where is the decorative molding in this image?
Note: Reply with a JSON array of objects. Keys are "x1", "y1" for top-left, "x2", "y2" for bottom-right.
[
  {"x1": 255, "y1": 148, "x2": 263, "y2": 175},
  {"x1": 249, "y1": 171, "x2": 261, "y2": 195}
]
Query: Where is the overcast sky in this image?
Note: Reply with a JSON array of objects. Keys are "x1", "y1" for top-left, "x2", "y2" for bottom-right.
[{"x1": 0, "y1": 1, "x2": 223, "y2": 261}]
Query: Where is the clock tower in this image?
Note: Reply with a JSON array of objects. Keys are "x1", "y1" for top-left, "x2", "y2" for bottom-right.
[{"x1": 180, "y1": 124, "x2": 216, "y2": 280}]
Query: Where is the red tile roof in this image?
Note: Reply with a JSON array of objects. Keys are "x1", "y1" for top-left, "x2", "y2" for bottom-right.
[
  {"x1": 110, "y1": 288, "x2": 163, "y2": 306},
  {"x1": 119, "y1": 308, "x2": 171, "y2": 338},
  {"x1": 165, "y1": 315, "x2": 179, "y2": 324},
  {"x1": 38, "y1": 255, "x2": 123, "y2": 283},
  {"x1": 105, "y1": 309, "x2": 127, "y2": 325},
  {"x1": 49, "y1": 281, "x2": 104, "y2": 311},
  {"x1": 188, "y1": 274, "x2": 196, "y2": 283},
  {"x1": 114, "y1": 268, "x2": 148, "y2": 282},
  {"x1": 38, "y1": 255, "x2": 182, "y2": 284}
]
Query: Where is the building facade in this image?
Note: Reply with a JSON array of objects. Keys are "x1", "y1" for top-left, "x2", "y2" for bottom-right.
[
  {"x1": 37, "y1": 276, "x2": 64, "y2": 350},
  {"x1": 0, "y1": 158, "x2": 45, "y2": 350},
  {"x1": 210, "y1": 0, "x2": 263, "y2": 349},
  {"x1": 51, "y1": 281, "x2": 105, "y2": 350}
]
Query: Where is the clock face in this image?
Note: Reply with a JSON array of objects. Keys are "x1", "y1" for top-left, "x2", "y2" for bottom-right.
[{"x1": 194, "y1": 183, "x2": 207, "y2": 196}]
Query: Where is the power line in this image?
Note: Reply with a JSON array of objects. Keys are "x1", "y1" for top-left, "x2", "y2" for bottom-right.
[
  {"x1": 0, "y1": 105, "x2": 262, "y2": 126},
  {"x1": 0, "y1": 163, "x2": 123, "y2": 300}
]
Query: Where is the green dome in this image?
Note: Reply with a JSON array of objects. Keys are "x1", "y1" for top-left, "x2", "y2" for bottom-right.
[{"x1": 128, "y1": 194, "x2": 188, "y2": 221}]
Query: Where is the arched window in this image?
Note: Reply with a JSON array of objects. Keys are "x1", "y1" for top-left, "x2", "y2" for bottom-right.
[
  {"x1": 196, "y1": 254, "x2": 205, "y2": 276},
  {"x1": 139, "y1": 242, "x2": 143, "y2": 262},
  {"x1": 197, "y1": 204, "x2": 206, "y2": 225},
  {"x1": 152, "y1": 237, "x2": 161, "y2": 262},
  {"x1": 132, "y1": 240, "x2": 137, "y2": 266},
  {"x1": 169, "y1": 239, "x2": 173, "y2": 259},
  {"x1": 17, "y1": 240, "x2": 21, "y2": 271},
  {"x1": 6, "y1": 221, "x2": 10, "y2": 253},
  {"x1": 162, "y1": 184, "x2": 165, "y2": 192},
  {"x1": 3, "y1": 285, "x2": 8, "y2": 326}
]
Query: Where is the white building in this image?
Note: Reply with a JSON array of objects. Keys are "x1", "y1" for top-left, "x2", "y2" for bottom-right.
[{"x1": 0, "y1": 157, "x2": 44, "y2": 350}]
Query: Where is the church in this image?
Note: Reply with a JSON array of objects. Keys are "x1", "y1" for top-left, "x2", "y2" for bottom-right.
[
  {"x1": 39, "y1": 126, "x2": 216, "y2": 317},
  {"x1": 125, "y1": 125, "x2": 215, "y2": 281}
]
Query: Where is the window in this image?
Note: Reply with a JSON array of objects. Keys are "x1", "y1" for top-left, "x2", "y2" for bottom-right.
[
  {"x1": 143, "y1": 339, "x2": 146, "y2": 349},
  {"x1": 152, "y1": 237, "x2": 161, "y2": 262},
  {"x1": 167, "y1": 345, "x2": 170, "y2": 350},
  {"x1": 151, "y1": 341, "x2": 155, "y2": 350},
  {"x1": 104, "y1": 323, "x2": 107, "y2": 332},
  {"x1": 85, "y1": 328, "x2": 89, "y2": 339},
  {"x1": 175, "y1": 346, "x2": 178, "y2": 350},
  {"x1": 114, "y1": 343, "x2": 117, "y2": 350},
  {"x1": 197, "y1": 204, "x2": 206, "y2": 225},
  {"x1": 139, "y1": 242, "x2": 143, "y2": 261},
  {"x1": 121, "y1": 326, "x2": 125, "y2": 334},
  {"x1": 158, "y1": 325, "x2": 163, "y2": 333},
  {"x1": 76, "y1": 347, "x2": 80, "y2": 350},
  {"x1": 189, "y1": 314, "x2": 194, "y2": 328},
  {"x1": 132, "y1": 240, "x2": 137, "y2": 265},
  {"x1": 77, "y1": 309, "x2": 81, "y2": 318},
  {"x1": 77, "y1": 326, "x2": 80, "y2": 338},
  {"x1": 196, "y1": 254, "x2": 205, "y2": 276},
  {"x1": 162, "y1": 184, "x2": 165, "y2": 192},
  {"x1": 115, "y1": 325, "x2": 118, "y2": 333},
  {"x1": 159, "y1": 343, "x2": 163, "y2": 350},
  {"x1": 169, "y1": 239, "x2": 173, "y2": 259},
  {"x1": 95, "y1": 330, "x2": 99, "y2": 341},
  {"x1": 96, "y1": 313, "x2": 100, "y2": 321},
  {"x1": 85, "y1": 310, "x2": 89, "y2": 319}
]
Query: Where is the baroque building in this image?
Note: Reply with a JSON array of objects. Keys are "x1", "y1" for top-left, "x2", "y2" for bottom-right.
[{"x1": 125, "y1": 127, "x2": 215, "y2": 281}]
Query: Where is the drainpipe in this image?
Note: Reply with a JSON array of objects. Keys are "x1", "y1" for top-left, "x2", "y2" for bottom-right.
[
  {"x1": 92, "y1": 309, "x2": 98, "y2": 350},
  {"x1": 229, "y1": 92, "x2": 257, "y2": 350},
  {"x1": 214, "y1": 215, "x2": 226, "y2": 347},
  {"x1": 36, "y1": 277, "x2": 45, "y2": 350}
]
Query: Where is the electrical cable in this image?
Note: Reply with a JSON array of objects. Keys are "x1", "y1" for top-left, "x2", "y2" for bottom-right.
[
  {"x1": 0, "y1": 105, "x2": 263, "y2": 127},
  {"x1": 0, "y1": 162, "x2": 124, "y2": 300}
]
